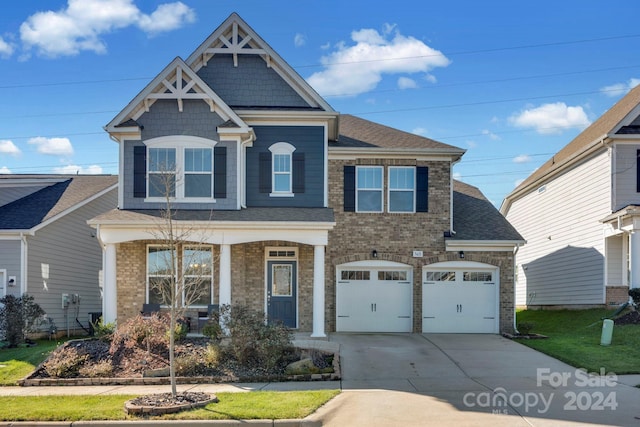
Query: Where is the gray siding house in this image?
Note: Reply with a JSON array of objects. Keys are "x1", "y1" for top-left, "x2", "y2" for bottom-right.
[
  {"x1": 90, "y1": 13, "x2": 523, "y2": 335},
  {"x1": 501, "y1": 85, "x2": 640, "y2": 308},
  {"x1": 0, "y1": 175, "x2": 117, "y2": 335}
]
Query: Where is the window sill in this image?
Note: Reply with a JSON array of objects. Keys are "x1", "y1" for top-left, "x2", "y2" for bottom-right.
[
  {"x1": 145, "y1": 197, "x2": 217, "y2": 203},
  {"x1": 269, "y1": 193, "x2": 294, "y2": 198}
]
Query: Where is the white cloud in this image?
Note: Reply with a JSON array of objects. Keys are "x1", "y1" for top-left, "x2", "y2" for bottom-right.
[
  {"x1": 601, "y1": 78, "x2": 640, "y2": 97},
  {"x1": 0, "y1": 36, "x2": 14, "y2": 58},
  {"x1": 514, "y1": 178, "x2": 525, "y2": 187},
  {"x1": 137, "y1": 2, "x2": 195, "y2": 35},
  {"x1": 398, "y1": 76, "x2": 418, "y2": 89},
  {"x1": 481, "y1": 129, "x2": 500, "y2": 141},
  {"x1": 423, "y1": 74, "x2": 437, "y2": 84},
  {"x1": 320, "y1": 42, "x2": 331, "y2": 50},
  {"x1": 294, "y1": 33, "x2": 306, "y2": 47},
  {"x1": 453, "y1": 172, "x2": 462, "y2": 180},
  {"x1": 28, "y1": 137, "x2": 74, "y2": 155},
  {"x1": 0, "y1": 166, "x2": 11, "y2": 174},
  {"x1": 0, "y1": 140, "x2": 21, "y2": 156},
  {"x1": 20, "y1": 0, "x2": 195, "y2": 58},
  {"x1": 513, "y1": 154, "x2": 532, "y2": 164},
  {"x1": 466, "y1": 140, "x2": 477, "y2": 149},
  {"x1": 307, "y1": 25, "x2": 450, "y2": 97},
  {"x1": 412, "y1": 127, "x2": 427, "y2": 135},
  {"x1": 54, "y1": 164, "x2": 103, "y2": 174},
  {"x1": 509, "y1": 102, "x2": 591, "y2": 134}
]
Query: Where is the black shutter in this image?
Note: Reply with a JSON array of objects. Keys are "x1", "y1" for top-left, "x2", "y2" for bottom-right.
[
  {"x1": 259, "y1": 152, "x2": 272, "y2": 193},
  {"x1": 637, "y1": 150, "x2": 640, "y2": 192},
  {"x1": 133, "y1": 146, "x2": 147, "y2": 198},
  {"x1": 214, "y1": 146, "x2": 227, "y2": 198},
  {"x1": 416, "y1": 166, "x2": 429, "y2": 212},
  {"x1": 292, "y1": 152, "x2": 305, "y2": 193},
  {"x1": 344, "y1": 165, "x2": 356, "y2": 212}
]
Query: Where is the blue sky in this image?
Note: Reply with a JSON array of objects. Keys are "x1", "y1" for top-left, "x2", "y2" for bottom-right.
[{"x1": 1, "y1": 1, "x2": 640, "y2": 206}]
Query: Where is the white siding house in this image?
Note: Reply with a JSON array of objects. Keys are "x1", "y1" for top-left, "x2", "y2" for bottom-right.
[{"x1": 501, "y1": 85, "x2": 640, "y2": 307}]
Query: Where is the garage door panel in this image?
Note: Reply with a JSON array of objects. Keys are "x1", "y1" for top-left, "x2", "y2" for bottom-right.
[
  {"x1": 336, "y1": 267, "x2": 412, "y2": 333},
  {"x1": 422, "y1": 266, "x2": 498, "y2": 334}
]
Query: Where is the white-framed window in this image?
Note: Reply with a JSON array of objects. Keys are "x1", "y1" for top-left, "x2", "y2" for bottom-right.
[
  {"x1": 388, "y1": 166, "x2": 416, "y2": 213},
  {"x1": 148, "y1": 148, "x2": 176, "y2": 198},
  {"x1": 147, "y1": 245, "x2": 176, "y2": 305},
  {"x1": 356, "y1": 166, "x2": 383, "y2": 212},
  {"x1": 147, "y1": 245, "x2": 214, "y2": 308},
  {"x1": 146, "y1": 136, "x2": 216, "y2": 201},
  {"x1": 269, "y1": 142, "x2": 295, "y2": 197},
  {"x1": 183, "y1": 246, "x2": 214, "y2": 307}
]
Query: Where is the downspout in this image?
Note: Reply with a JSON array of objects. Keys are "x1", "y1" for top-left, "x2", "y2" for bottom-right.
[
  {"x1": 513, "y1": 244, "x2": 521, "y2": 334},
  {"x1": 20, "y1": 232, "x2": 28, "y2": 294},
  {"x1": 240, "y1": 133, "x2": 254, "y2": 209}
]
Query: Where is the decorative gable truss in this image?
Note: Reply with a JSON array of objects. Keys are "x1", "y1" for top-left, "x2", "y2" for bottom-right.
[
  {"x1": 186, "y1": 13, "x2": 334, "y2": 115},
  {"x1": 105, "y1": 57, "x2": 251, "y2": 137},
  {"x1": 201, "y1": 21, "x2": 269, "y2": 69}
]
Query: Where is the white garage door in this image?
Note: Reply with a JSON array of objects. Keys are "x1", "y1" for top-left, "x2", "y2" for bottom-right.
[
  {"x1": 422, "y1": 261, "x2": 498, "y2": 333},
  {"x1": 337, "y1": 261, "x2": 412, "y2": 332}
]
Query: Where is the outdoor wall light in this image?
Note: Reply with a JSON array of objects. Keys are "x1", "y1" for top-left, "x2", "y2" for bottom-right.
[
  {"x1": 8, "y1": 277, "x2": 15, "y2": 286},
  {"x1": 372, "y1": 249, "x2": 378, "y2": 258},
  {"x1": 459, "y1": 251, "x2": 465, "y2": 259}
]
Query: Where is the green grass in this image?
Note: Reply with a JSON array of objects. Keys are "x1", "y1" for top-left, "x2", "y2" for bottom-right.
[
  {"x1": 516, "y1": 308, "x2": 640, "y2": 374},
  {"x1": 0, "y1": 390, "x2": 340, "y2": 421},
  {"x1": 0, "y1": 339, "x2": 64, "y2": 385}
]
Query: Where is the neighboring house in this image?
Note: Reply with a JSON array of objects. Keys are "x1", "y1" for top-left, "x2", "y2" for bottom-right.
[
  {"x1": 89, "y1": 13, "x2": 523, "y2": 336},
  {"x1": 0, "y1": 175, "x2": 118, "y2": 335},
  {"x1": 501, "y1": 85, "x2": 640, "y2": 308}
]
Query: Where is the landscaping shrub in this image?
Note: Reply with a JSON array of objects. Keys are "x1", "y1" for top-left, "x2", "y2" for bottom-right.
[
  {"x1": 221, "y1": 304, "x2": 293, "y2": 370},
  {"x1": 175, "y1": 353, "x2": 202, "y2": 376},
  {"x1": 203, "y1": 343, "x2": 221, "y2": 367},
  {"x1": 42, "y1": 344, "x2": 89, "y2": 378},
  {"x1": 0, "y1": 294, "x2": 45, "y2": 347},
  {"x1": 629, "y1": 288, "x2": 640, "y2": 306},
  {"x1": 78, "y1": 360, "x2": 113, "y2": 378},
  {"x1": 517, "y1": 321, "x2": 536, "y2": 335},
  {"x1": 202, "y1": 319, "x2": 223, "y2": 341},
  {"x1": 109, "y1": 314, "x2": 170, "y2": 357},
  {"x1": 90, "y1": 317, "x2": 116, "y2": 341}
]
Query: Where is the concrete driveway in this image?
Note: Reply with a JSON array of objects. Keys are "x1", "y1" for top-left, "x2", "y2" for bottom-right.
[{"x1": 309, "y1": 333, "x2": 640, "y2": 427}]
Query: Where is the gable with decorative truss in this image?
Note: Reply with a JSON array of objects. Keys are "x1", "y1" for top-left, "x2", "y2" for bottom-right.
[
  {"x1": 106, "y1": 57, "x2": 249, "y2": 135},
  {"x1": 186, "y1": 13, "x2": 333, "y2": 112}
]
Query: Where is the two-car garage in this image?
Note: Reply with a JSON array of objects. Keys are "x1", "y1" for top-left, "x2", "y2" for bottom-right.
[{"x1": 336, "y1": 260, "x2": 499, "y2": 334}]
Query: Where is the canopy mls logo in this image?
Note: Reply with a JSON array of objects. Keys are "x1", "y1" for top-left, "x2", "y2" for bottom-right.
[{"x1": 463, "y1": 368, "x2": 619, "y2": 415}]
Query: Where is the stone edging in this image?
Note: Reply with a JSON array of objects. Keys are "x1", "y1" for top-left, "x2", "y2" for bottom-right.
[
  {"x1": 19, "y1": 349, "x2": 341, "y2": 387},
  {"x1": 124, "y1": 394, "x2": 219, "y2": 415}
]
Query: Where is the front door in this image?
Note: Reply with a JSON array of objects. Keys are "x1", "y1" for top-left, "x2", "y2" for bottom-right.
[{"x1": 267, "y1": 261, "x2": 297, "y2": 328}]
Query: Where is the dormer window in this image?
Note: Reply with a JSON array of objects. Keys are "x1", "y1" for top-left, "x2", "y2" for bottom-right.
[{"x1": 269, "y1": 142, "x2": 296, "y2": 197}]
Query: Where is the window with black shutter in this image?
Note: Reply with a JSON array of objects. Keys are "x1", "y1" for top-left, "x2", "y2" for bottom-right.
[{"x1": 133, "y1": 145, "x2": 147, "y2": 198}]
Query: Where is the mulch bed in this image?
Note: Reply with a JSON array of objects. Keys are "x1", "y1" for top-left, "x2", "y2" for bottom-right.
[{"x1": 614, "y1": 310, "x2": 640, "y2": 325}]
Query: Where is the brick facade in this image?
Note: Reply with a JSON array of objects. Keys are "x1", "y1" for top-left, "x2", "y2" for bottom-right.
[{"x1": 606, "y1": 286, "x2": 630, "y2": 306}]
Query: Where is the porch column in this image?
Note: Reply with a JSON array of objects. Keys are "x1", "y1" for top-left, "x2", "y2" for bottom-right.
[
  {"x1": 219, "y1": 244, "x2": 231, "y2": 307},
  {"x1": 311, "y1": 245, "x2": 326, "y2": 338},
  {"x1": 630, "y1": 231, "x2": 640, "y2": 289},
  {"x1": 103, "y1": 243, "x2": 117, "y2": 323}
]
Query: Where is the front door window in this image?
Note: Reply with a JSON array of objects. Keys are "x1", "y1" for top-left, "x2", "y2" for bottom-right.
[{"x1": 272, "y1": 264, "x2": 292, "y2": 296}]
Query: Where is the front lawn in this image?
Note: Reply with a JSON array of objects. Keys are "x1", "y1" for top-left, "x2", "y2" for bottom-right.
[
  {"x1": 516, "y1": 308, "x2": 640, "y2": 374},
  {"x1": 0, "y1": 339, "x2": 63, "y2": 385},
  {"x1": 0, "y1": 390, "x2": 339, "y2": 421}
]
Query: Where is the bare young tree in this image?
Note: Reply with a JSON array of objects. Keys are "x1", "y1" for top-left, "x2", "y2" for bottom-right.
[{"x1": 146, "y1": 160, "x2": 216, "y2": 398}]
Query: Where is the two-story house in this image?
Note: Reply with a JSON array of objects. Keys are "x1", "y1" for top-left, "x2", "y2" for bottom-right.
[
  {"x1": 0, "y1": 174, "x2": 117, "y2": 336},
  {"x1": 89, "y1": 13, "x2": 523, "y2": 336},
  {"x1": 501, "y1": 85, "x2": 640, "y2": 308}
]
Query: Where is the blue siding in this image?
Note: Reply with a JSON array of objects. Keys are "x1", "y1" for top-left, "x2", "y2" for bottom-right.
[
  {"x1": 0, "y1": 240, "x2": 21, "y2": 297},
  {"x1": 246, "y1": 126, "x2": 325, "y2": 207},
  {"x1": 197, "y1": 55, "x2": 310, "y2": 108}
]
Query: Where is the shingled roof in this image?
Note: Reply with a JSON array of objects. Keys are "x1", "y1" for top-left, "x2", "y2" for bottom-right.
[
  {"x1": 505, "y1": 84, "x2": 640, "y2": 204},
  {"x1": 0, "y1": 175, "x2": 117, "y2": 230},
  {"x1": 333, "y1": 114, "x2": 465, "y2": 154},
  {"x1": 451, "y1": 180, "x2": 523, "y2": 241}
]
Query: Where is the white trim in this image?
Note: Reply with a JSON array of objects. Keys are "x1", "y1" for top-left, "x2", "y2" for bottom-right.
[
  {"x1": 387, "y1": 166, "x2": 416, "y2": 214},
  {"x1": 182, "y1": 245, "x2": 215, "y2": 308},
  {"x1": 269, "y1": 142, "x2": 295, "y2": 196},
  {"x1": 20, "y1": 233, "x2": 27, "y2": 293},
  {"x1": 445, "y1": 240, "x2": 525, "y2": 252},
  {"x1": 356, "y1": 165, "x2": 384, "y2": 213},
  {"x1": 185, "y1": 13, "x2": 334, "y2": 113},
  {"x1": 0, "y1": 269, "x2": 7, "y2": 299},
  {"x1": 264, "y1": 246, "x2": 299, "y2": 329},
  {"x1": 144, "y1": 136, "x2": 217, "y2": 202},
  {"x1": 339, "y1": 260, "x2": 410, "y2": 268},
  {"x1": 323, "y1": 123, "x2": 328, "y2": 207}
]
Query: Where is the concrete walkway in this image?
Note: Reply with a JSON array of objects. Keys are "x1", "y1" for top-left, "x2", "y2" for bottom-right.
[{"x1": 1, "y1": 333, "x2": 639, "y2": 426}]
